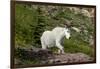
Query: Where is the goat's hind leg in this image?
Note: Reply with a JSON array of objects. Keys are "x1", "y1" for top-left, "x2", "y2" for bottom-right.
[
  {"x1": 58, "y1": 48, "x2": 65, "y2": 54},
  {"x1": 41, "y1": 40, "x2": 47, "y2": 50}
]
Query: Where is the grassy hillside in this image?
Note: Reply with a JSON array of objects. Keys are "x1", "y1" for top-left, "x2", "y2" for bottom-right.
[{"x1": 15, "y1": 3, "x2": 95, "y2": 65}]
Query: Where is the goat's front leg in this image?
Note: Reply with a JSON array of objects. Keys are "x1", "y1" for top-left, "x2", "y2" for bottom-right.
[{"x1": 56, "y1": 40, "x2": 65, "y2": 54}]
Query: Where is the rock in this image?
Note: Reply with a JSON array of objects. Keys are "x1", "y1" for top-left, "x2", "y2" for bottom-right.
[
  {"x1": 14, "y1": 58, "x2": 22, "y2": 65},
  {"x1": 48, "y1": 59, "x2": 55, "y2": 64},
  {"x1": 15, "y1": 47, "x2": 53, "y2": 60},
  {"x1": 15, "y1": 47, "x2": 93, "y2": 64},
  {"x1": 54, "y1": 59, "x2": 61, "y2": 63},
  {"x1": 47, "y1": 53, "x2": 93, "y2": 64}
]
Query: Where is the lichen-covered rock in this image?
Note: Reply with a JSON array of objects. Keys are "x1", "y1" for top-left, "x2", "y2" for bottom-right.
[{"x1": 47, "y1": 53, "x2": 93, "y2": 64}]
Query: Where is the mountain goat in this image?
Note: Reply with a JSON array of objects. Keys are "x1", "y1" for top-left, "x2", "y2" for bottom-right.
[{"x1": 40, "y1": 27, "x2": 71, "y2": 54}]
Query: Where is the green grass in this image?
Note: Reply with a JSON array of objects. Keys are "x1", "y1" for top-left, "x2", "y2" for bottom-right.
[{"x1": 63, "y1": 38, "x2": 94, "y2": 57}]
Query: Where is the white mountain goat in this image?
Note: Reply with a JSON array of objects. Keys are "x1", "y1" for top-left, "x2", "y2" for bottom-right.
[{"x1": 40, "y1": 27, "x2": 71, "y2": 54}]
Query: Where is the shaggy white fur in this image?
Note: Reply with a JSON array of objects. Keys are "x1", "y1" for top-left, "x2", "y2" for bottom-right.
[{"x1": 40, "y1": 27, "x2": 71, "y2": 54}]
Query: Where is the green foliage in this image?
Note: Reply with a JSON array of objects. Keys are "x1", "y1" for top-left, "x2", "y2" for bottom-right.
[
  {"x1": 15, "y1": 4, "x2": 46, "y2": 47},
  {"x1": 64, "y1": 38, "x2": 94, "y2": 57},
  {"x1": 33, "y1": 7, "x2": 47, "y2": 47},
  {"x1": 15, "y1": 3, "x2": 95, "y2": 65},
  {"x1": 15, "y1": 4, "x2": 37, "y2": 46}
]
